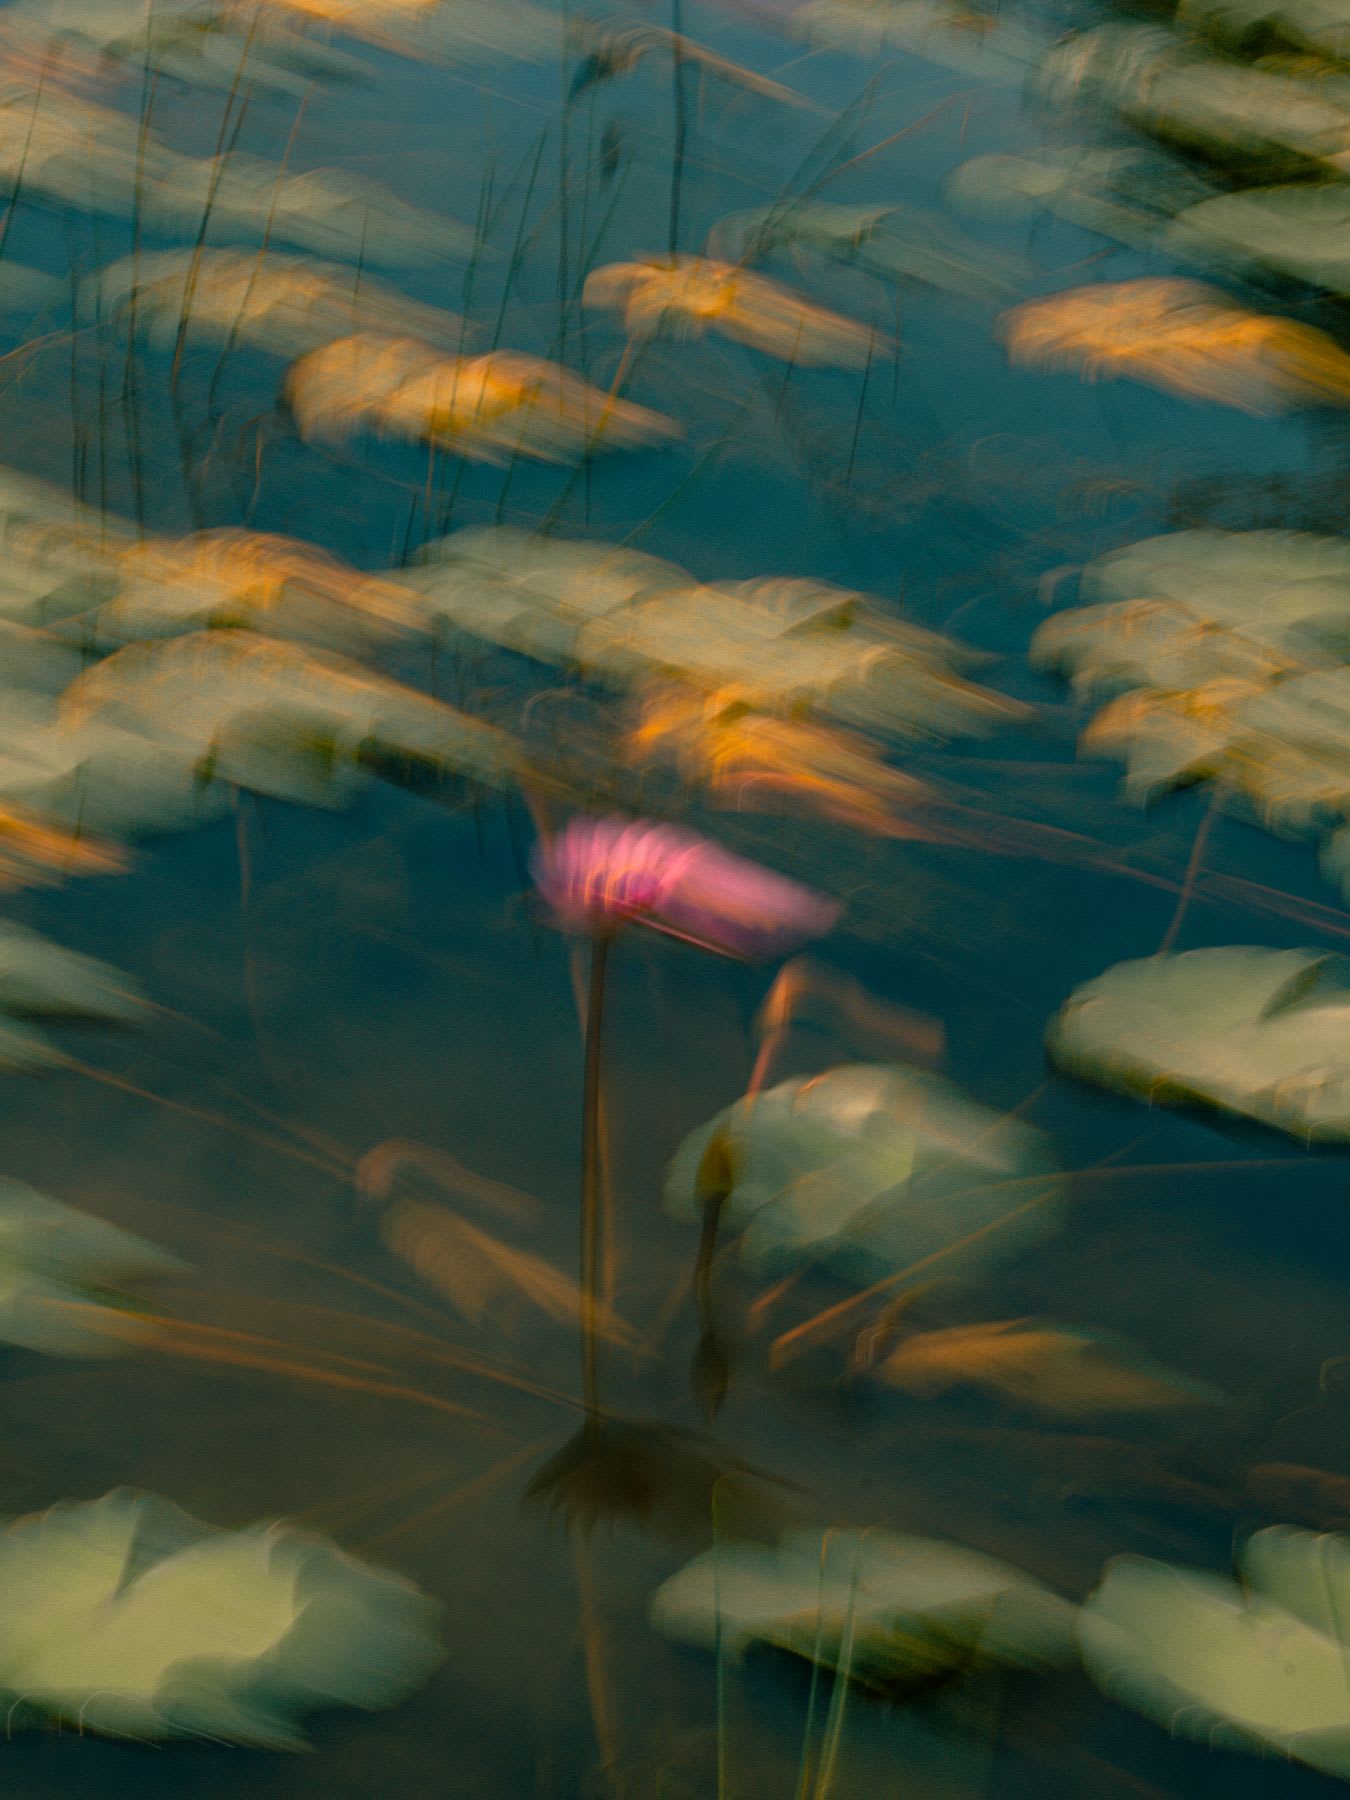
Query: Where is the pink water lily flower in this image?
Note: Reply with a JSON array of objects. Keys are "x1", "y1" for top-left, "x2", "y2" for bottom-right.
[{"x1": 532, "y1": 815, "x2": 839, "y2": 959}]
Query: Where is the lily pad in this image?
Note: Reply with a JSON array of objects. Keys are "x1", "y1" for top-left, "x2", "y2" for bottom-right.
[
  {"x1": 1168, "y1": 182, "x2": 1350, "y2": 292},
  {"x1": 0, "y1": 1178, "x2": 184, "y2": 1356},
  {"x1": 1047, "y1": 945, "x2": 1350, "y2": 1140},
  {"x1": 8, "y1": 0, "x2": 365, "y2": 95},
  {"x1": 0, "y1": 1488, "x2": 442, "y2": 1744},
  {"x1": 708, "y1": 201, "x2": 1029, "y2": 298},
  {"x1": 0, "y1": 918, "x2": 143, "y2": 1023},
  {"x1": 665, "y1": 1064, "x2": 1060, "y2": 1286},
  {"x1": 1082, "y1": 527, "x2": 1350, "y2": 650},
  {"x1": 287, "y1": 336, "x2": 677, "y2": 463},
  {"x1": 403, "y1": 538, "x2": 1018, "y2": 741},
  {"x1": 84, "y1": 528, "x2": 424, "y2": 654},
  {"x1": 583, "y1": 256, "x2": 883, "y2": 367},
  {"x1": 1079, "y1": 1527, "x2": 1350, "y2": 1780},
  {"x1": 1181, "y1": 0, "x2": 1350, "y2": 65},
  {"x1": 95, "y1": 249, "x2": 470, "y2": 360},
  {"x1": 0, "y1": 89, "x2": 473, "y2": 265},
  {"x1": 403, "y1": 527, "x2": 692, "y2": 664},
  {"x1": 650, "y1": 1526, "x2": 1078, "y2": 1686},
  {"x1": 1078, "y1": 664, "x2": 1350, "y2": 837},
  {"x1": 61, "y1": 629, "x2": 527, "y2": 806},
  {"x1": 1000, "y1": 278, "x2": 1350, "y2": 413},
  {"x1": 1030, "y1": 599, "x2": 1298, "y2": 703},
  {"x1": 1032, "y1": 24, "x2": 1350, "y2": 176},
  {"x1": 948, "y1": 146, "x2": 1212, "y2": 251}
]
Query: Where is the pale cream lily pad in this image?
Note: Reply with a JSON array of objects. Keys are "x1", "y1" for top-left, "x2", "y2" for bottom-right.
[
  {"x1": 1168, "y1": 183, "x2": 1350, "y2": 292},
  {"x1": 1048, "y1": 945, "x2": 1350, "y2": 1140},
  {"x1": 1079, "y1": 1527, "x2": 1350, "y2": 1780},
  {"x1": 61, "y1": 629, "x2": 527, "y2": 806},
  {"x1": 1032, "y1": 24, "x2": 1350, "y2": 175},
  {"x1": 0, "y1": 1488, "x2": 443, "y2": 1743},
  {"x1": 664, "y1": 1064, "x2": 1059, "y2": 1285},
  {"x1": 650, "y1": 1526, "x2": 1078, "y2": 1684}
]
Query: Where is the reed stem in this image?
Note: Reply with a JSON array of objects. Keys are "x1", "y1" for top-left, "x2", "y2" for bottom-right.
[{"x1": 580, "y1": 930, "x2": 610, "y2": 1436}]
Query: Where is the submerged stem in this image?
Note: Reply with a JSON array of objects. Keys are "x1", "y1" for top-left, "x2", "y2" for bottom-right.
[
  {"x1": 691, "y1": 1135, "x2": 732, "y2": 1419},
  {"x1": 580, "y1": 931, "x2": 611, "y2": 1435}
]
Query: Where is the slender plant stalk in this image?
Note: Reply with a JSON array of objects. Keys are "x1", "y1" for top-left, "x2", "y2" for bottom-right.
[
  {"x1": 580, "y1": 930, "x2": 610, "y2": 1437},
  {"x1": 791, "y1": 1533, "x2": 837, "y2": 1800},
  {"x1": 122, "y1": 61, "x2": 161, "y2": 536},
  {"x1": 810, "y1": 1533, "x2": 863, "y2": 1800},
  {"x1": 712, "y1": 1476, "x2": 731, "y2": 1800},
  {"x1": 618, "y1": 386, "x2": 756, "y2": 547},
  {"x1": 668, "y1": 0, "x2": 688, "y2": 253},
  {"x1": 169, "y1": 18, "x2": 261, "y2": 391},
  {"x1": 570, "y1": 1523, "x2": 620, "y2": 1784},
  {"x1": 205, "y1": 86, "x2": 312, "y2": 417},
  {"x1": 690, "y1": 1134, "x2": 731, "y2": 1418},
  {"x1": 0, "y1": 69, "x2": 48, "y2": 273},
  {"x1": 844, "y1": 333, "x2": 875, "y2": 488}
]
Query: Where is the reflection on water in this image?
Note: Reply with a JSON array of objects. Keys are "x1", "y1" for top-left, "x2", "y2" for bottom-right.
[{"x1": 0, "y1": 0, "x2": 1346, "y2": 1791}]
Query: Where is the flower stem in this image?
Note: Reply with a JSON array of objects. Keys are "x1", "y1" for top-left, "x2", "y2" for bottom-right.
[
  {"x1": 580, "y1": 931, "x2": 610, "y2": 1437},
  {"x1": 691, "y1": 1135, "x2": 731, "y2": 1418}
]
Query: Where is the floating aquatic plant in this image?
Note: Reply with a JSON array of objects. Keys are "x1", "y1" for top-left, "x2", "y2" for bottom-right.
[
  {"x1": 1080, "y1": 1527, "x2": 1350, "y2": 1780},
  {"x1": 0, "y1": 88, "x2": 472, "y2": 263},
  {"x1": 1168, "y1": 183, "x2": 1350, "y2": 293},
  {"x1": 8, "y1": 0, "x2": 364, "y2": 93},
  {"x1": 287, "y1": 336, "x2": 678, "y2": 463},
  {"x1": 625, "y1": 684, "x2": 933, "y2": 833},
  {"x1": 95, "y1": 248, "x2": 470, "y2": 360},
  {"x1": 0, "y1": 920, "x2": 146, "y2": 1069},
  {"x1": 583, "y1": 255, "x2": 883, "y2": 367},
  {"x1": 947, "y1": 146, "x2": 1213, "y2": 251},
  {"x1": 1001, "y1": 278, "x2": 1350, "y2": 412},
  {"x1": 708, "y1": 200, "x2": 1028, "y2": 298},
  {"x1": 650, "y1": 1526, "x2": 1078, "y2": 1688},
  {"x1": 61, "y1": 628, "x2": 528, "y2": 808},
  {"x1": 1047, "y1": 945, "x2": 1350, "y2": 1140},
  {"x1": 0, "y1": 1488, "x2": 442, "y2": 1744},
  {"x1": 0, "y1": 1179, "x2": 184, "y2": 1356},
  {"x1": 1083, "y1": 527, "x2": 1350, "y2": 633},
  {"x1": 1180, "y1": 0, "x2": 1350, "y2": 66},
  {"x1": 87, "y1": 528, "x2": 424, "y2": 653},
  {"x1": 665, "y1": 1064, "x2": 1060, "y2": 1287},
  {"x1": 1031, "y1": 598, "x2": 1298, "y2": 704},
  {"x1": 1032, "y1": 23, "x2": 1350, "y2": 175},
  {"x1": 402, "y1": 540, "x2": 1022, "y2": 741}
]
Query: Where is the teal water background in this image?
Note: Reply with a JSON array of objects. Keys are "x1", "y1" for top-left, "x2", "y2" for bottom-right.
[{"x1": 0, "y1": 0, "x2": 1347, "y2": 1793}]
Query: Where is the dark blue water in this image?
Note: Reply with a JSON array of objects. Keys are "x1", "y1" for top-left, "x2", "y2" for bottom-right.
[{"x1": 0, "y1": 0, "x2": 1346, "y2": 1794}]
